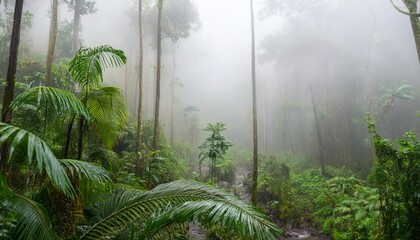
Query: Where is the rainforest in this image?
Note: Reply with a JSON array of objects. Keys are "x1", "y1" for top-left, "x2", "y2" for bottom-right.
[{"x1": 0, "y1": 0, "x2": 419, "y2": 239}]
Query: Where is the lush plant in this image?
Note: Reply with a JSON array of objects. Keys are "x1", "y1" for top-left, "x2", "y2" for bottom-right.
[
  {"x1": 199, "y1": 122, "x2": 233, "y2": 182},
  {"x1": 81, "y1": 180, "x2": 287, "y2": 240},
  {"x1": 367, "y1": 116, "x2": 420, "y2": 239}
]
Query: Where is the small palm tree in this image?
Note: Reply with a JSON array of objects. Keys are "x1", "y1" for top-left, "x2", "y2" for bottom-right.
[
  {"x1": 375, "y1": 84, "x2": 415, "y2": 119},
  {"x1": 68, "y1": 45, "x2": 127, "y2": 159},
  {"x1": 199, "y1": 122, "x2": 232, "y2": 182}
]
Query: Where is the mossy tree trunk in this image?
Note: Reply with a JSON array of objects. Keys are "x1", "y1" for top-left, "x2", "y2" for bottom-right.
[
  {"x1": 152, "y1": 0, "x2": 164, "y2": 151},
  {"x1": 250, "y1": 0, "x2": 259, "y2": 205},
  {"x1": 1, "y1": 0, "x2": 24, "y2": 172},
  {"x1": 45, "y1": 0, "x2": 58, "y2": 86}
]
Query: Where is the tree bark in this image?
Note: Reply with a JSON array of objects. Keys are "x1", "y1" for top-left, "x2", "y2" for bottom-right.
[
  {"x1": 405, "y1": 0, "x2": 420, "y2": 64},
  {"x1": 1, "y1": 0, "x2": 24, "y2": 172},
  {"x1": 136, "y1": 0, "x2": 144, "y2": 176},
  {"x1": 250, "y1": 0, "x2": 259, "y2": 205},
  {"x1": 309, "y1": 84, "x2": 326, "y2": 176},
  {"x1": 390, "y1": 0, "x2": 420, "y2": 63},
  {"x1": 1, "y1": 0, "x2": 24, "y2": 123},
  {"x1": 72, "y1": 0, "x2": 81, "y2": 54},
  {"x1": 170, "y1": 42, "x2": 176, "y2": 148},
  {"x1": 45, "y1": 0, "x2": 58, "y2": 86},
  {"x1": 152, "y1": 0, "x2": 163, "y2": 151}
]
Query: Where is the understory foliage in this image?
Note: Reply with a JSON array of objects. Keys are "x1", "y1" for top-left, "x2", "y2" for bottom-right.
[
  {"x1": 248, "y1": 154, "x2": 381, "y2": 239},
  {"x1": 367, "y1": 116, "x2": 420, "y2": 239}
]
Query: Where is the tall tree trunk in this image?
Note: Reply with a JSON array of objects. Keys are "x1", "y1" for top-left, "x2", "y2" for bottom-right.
[
  {"x1": 72, "y1": 0, "x2": 81, "y2": 54},
  {"x1": 45, "y1": 0, "x2": 58, "y2": 86},
  {"x1": 406, "y1": 0, "x2": 420, "y2": 63},
  {"x1": 309, "y1": 84, "x2": 326, "y2": 176},
  {"x1": 1, "y1": 0, "x2": 24, "y2": 172},
  {"x1": 136, "y1": 0, "x2": 144, "y2": 176},
  {"x1": 170, "y1": 42, "x2": 176, "y2": 147},
  {"x1": 390, "y1": 0, "x2": 420, "y2": 63},
  {"x1": 250, "y1": 0, "x2": 259, "y2": 205},
  {"x1": 152, "y1": 0, "x2": 163, "y2": 151}
]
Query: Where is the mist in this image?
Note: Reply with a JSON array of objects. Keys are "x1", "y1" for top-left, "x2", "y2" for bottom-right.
[{"x1": 13, "y1": 0, "x2": 419, "y2": 167}]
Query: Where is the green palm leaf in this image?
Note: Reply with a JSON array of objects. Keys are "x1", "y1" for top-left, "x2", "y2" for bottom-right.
[
  {"x1": 85, "y1": 87, "x2": 128, "y2": 148},
  {"x1": 7, "y1": 194, "x2": 58, "y2": 240},
  {"x1": 0, "y1": 123, "x2": 74, "y2": 198},
  {"x1": 60, "y1": 159, "x2": 111, "y2": 183},
  {"x1": 86, "y1": 188, "x2": 146, "y2": 225},
  {"x1": 69, "y1": 45, "x2": 127, "y2": 89},
  {"x1": 10, "y1": 86, "x2": 89, "y2": 119},
  {"x1": 81, "y1": 180, "x2": 285, "y2": 239}
]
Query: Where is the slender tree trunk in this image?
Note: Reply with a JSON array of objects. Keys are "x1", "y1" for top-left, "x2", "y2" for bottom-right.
[
  {"x1": 309, "y1": 84, "x2": 326, "y2": 176},
  {"x1": 152, "y1": 0, "x2": 163, "y2": 151},
  {"x1": 72, "y1": 0, "x2": 81, "y2": 54},
  {"x1": 406, "y1": 1, "x2": 420, "y2": 63},
  {"x1": 45, "y1": 0, "x2": 58, "y2": 86},
  {"x1": 76, "y1": 117, "x2": 84, "y2": 160},
  {"x1": 170, "y1": 42, "x2": 176, "y2": 147},
  {"x1": 63, "y1": 115, "x2": 75, "y2": 158},
  {"x1": 250, "y1": 0, "x2": 259, "y2": 205},
  {"x1": 136, "y1": 0, "x2": 144, "y2": 176},
  {"x1": 1, "y1": 0, "x2": 24, "y2": 172}
]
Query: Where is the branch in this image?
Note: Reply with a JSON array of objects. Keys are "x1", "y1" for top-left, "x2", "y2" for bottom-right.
[{"x1": 389, "y1": 0, "x2": 420, "y2": 16}]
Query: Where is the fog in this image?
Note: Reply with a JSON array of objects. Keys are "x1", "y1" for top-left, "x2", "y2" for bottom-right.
[{"x1": 5, "y1": 0, "x2": 420, "y2": 175}]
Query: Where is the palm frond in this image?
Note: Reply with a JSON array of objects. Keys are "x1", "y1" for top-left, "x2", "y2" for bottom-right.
[
  {"x1": 81, "y1": 180, "x2": 285, "y2": 240},
  {"x1": 0, "y1": 123, "x2": 74, "y2": 198},
  {"x1": 59, "y1": 159, "x2": 111, "y2": 183},
  {"x1": 10, "y1": 86, "x2": 90, "y2": 119},
  {"x1": 393, "y1": 84, "x2": 413, "y2": 97},
  {"x1": 86, "y1": 188, "x2": 146, "y2": 225},
  {"x1": 7, "y1": 194, "x2": 58, "y2": 240},
  {"x1": 69, "y1": 45, "x2": 127, "y2": 89},
  {"x1": 86, "y1": 87, "x2": 128, "y2": 148}
]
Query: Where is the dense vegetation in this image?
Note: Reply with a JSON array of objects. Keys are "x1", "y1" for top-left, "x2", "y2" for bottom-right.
[{"x1": 1, "y1": 0, "x2": 420, "y2": 239}]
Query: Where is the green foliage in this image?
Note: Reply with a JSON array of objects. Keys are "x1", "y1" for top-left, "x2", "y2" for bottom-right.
[
  {"x1": 6, "y1": 194, "x2": 59, "y2": 240},
  {"x1": 199, "y1": 122, "x2": 233, "y2": 182},
  {"x1": 367, "y1": 115, "x2": 420, "y2": 239},
  {"x1": 10, "y1": 86, "x2": 89, "y2": 119},
  {"x1": 62, "y1": 0, "x2": 97, "y2": 15},
  {"x1": 69, "y1": 45, "x2": 127, "y2": 90},
  {"x1": 81, "y1": 180, "x2": 286, "y2": 240},
  {"x1": 0, "y1": 123, "x2": 75, "y2": 198},
  {"x1": 85, "y1": 87, "x2": 128, "y2": 148},
  {"x1": 375, "y1": 84, "x2": 415, "y2": 119},
  {"x1": 257, "y1": 155, "x2": 292, "y2": 221}
]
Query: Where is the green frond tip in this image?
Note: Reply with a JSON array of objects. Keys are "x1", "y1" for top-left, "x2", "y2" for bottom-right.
[
  {"x1": 0, "y1": 123, "x2": 75, "y2": 199},
  {"x1": 69, "y1": 45, "x2": 127, "y2": 89},
  {"x1": 7, "y1": 194, "x2": 59, "y2": 240},
  {"x1": 86, "y1": 87, "x2": 128, "y2": 148},
  {"x1": 10, "y1": 86, "x2": 90, "y2": 119},
  {"x1": 81, "y1": 180, "x2": 287, "y2": 240},
  {"x1": 60, "y1": 159, "x2": 111, "y2": 183}
]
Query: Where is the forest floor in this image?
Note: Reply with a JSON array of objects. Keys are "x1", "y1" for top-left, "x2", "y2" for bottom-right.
[{"x1": 189, "y1": 168, "x2": 330, "y2": 239}]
